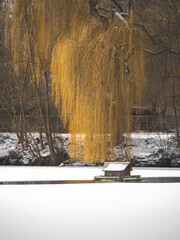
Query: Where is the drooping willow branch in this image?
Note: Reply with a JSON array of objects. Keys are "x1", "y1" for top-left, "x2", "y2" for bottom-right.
[
  {"x1": 51, "y1": 2, "x2": 145, "y2": 163},
  {"x1": 9, "y1": 0, "x2": 146, "y2": 163}
]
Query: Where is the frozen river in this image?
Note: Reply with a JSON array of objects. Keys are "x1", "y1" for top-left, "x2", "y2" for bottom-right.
[
  {"x1": 0, "y1": 166, "x2": 180, "y2": 181},
  {"x1": 0, "y1": 167, "x2": 180, "y2": 240}
]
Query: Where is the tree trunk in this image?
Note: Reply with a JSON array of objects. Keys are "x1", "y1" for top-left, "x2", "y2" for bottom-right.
[
  {"x1": 44, "y1": 71, "x2": 57, "y2": 165},
  {"x1": 167, "y1": 4, "x2": 180, "y2": 147}
]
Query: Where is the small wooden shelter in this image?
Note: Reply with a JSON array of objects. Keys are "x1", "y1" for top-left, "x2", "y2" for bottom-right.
[{"x1": 103, "y1": 162, "x2": 131, "y2": 177}]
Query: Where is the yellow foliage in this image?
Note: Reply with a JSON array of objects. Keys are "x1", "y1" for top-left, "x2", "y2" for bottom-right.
[
  {"x1": 51, "y1": 4, "x2": 145, "y2": 163},
  {"x1": 10, "y1": 0, "x2": 145, "y2": 163},
  {"x1": 10, "y1": 0, "x2": 74, "y2": 82}
]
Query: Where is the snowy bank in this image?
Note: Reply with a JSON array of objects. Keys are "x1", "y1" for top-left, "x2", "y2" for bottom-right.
[{"x1": 0, "y1": 132, "x2": 180, "y2": 167}]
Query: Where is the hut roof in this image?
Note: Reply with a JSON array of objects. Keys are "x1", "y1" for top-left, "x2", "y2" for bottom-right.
[{"x1": 103, "y1": 162, "x2": 130, "y2": 172}]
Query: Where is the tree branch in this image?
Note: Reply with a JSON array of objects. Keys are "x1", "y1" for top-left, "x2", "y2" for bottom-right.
[
  {"x1": 134, "y1": 23, "x2": 156, "y2": 45},
  {"x1": 145, "y1": 48, "x2": 178, "y2": 55},
  {"x1": 89, "y1": 0, "x2": 109, "y2": 27},
  {"x1": 128, "y1": 0, "x2": 134, "y2": 13},
  {"x1": 111, "y1": 0, "x2": 124, "y2": 13},
  {"x1": 113, "y1": 10, "x2": 128, "y2": 25}
]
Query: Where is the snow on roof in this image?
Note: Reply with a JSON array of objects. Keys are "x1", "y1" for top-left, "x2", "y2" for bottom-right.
[{"x1": 103, "y1": 162, "x2": 130, "y2": 172}]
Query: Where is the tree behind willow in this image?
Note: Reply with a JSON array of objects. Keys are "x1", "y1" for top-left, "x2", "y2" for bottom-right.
[
  {"x1": 51, "y1": 1, "x2": 145, "y2": 163},
  {"x1": 9, "y1": 0, "x2": 76, "y2": 163}
]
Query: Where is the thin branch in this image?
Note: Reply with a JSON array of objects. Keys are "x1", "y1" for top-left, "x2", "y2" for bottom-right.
[
  {"x1": 128, "y1": 0, "x2": 134, "y2": 13},
  {"x1": 134, "y1": 23, "x2": 156, "y2": 45},
  {"x1": 145, "y1": 48, "x2": 178, "y2": 55},
  {"x1": 111, "y1": 0, "x2": 124, "y2": 13},
  {"x1": 113, "y1": 10, "x2": 128, "y2": 25},
  {"x1": 89, "y1": 0, "x2": 109, "y2": 27}
]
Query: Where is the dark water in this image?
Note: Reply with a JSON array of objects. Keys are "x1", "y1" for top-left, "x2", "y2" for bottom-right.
[
  {"x1": 0, "y1": 180, "x2": 96, "y2": 185},
  {"x1": 1, "y1": 177, "x2": 180, "y2": 184}
]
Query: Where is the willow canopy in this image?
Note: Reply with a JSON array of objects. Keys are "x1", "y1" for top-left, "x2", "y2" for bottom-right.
[{"x1": 10, "y1": 0, "x2": 145, "y2": 163}]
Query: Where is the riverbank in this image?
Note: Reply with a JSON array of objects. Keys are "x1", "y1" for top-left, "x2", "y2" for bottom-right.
[{"x1": 1, "y1": 132, "x2": 180, "y2": 167}]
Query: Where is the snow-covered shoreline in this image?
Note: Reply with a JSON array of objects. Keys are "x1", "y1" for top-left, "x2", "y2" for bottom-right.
[{"x1": 0, "y1": 132, "x2": 180, "y2": 167}]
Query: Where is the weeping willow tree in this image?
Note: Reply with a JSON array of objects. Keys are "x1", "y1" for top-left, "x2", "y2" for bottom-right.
[
  {"x1": 9, "y1": 0, "x2": 145, "y2": 164},
  {"x1": 9, "y1": 0, "x2": 96, "y2": 163},
  {"x1": 51, "y1": 0, "x2": 145, "y2": 163}
]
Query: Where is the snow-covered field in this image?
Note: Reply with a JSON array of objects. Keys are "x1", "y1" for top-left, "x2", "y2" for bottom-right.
[{"x1": 0, "y1": 167, "x2": 180, "y2": 240}]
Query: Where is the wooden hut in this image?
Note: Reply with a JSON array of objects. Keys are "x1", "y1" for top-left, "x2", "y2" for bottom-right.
[{"x1": 103, "y1": 162, "x2": 131, "y2": 177}]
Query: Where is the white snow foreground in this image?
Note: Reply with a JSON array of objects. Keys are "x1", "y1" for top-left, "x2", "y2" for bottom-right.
[{"x1": 0, "y1": 181, "x2": 180, "y2": 240}]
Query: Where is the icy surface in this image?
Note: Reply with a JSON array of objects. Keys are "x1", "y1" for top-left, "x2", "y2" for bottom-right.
[
  {"x1": 0, "y1": 167, "x2": 180, "y2": 240},
  {"x1": 0, "y1": 166, "x2": 102, "y2": 181},
  {"x1": 133, "y1": 167, "x2": 180, "y2": 177},
  {"x1": 0, "y1": 166, "x2": 180, "y2": 181},
  {"x1": 0, "y1": 182, "x2": 180, "y2": 240}
]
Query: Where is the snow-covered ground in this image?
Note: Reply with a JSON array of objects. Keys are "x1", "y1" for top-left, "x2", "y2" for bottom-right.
[
  {"x1": 128, "y1": 132, "x2": 180, "y2": 166},
  {"x1": 0, "y1": 133, "x2": 17, "y2": 158},
  {"x1": 0, "y1": 132, "x2": 60, "y2": 165},
  {"x1": 0, "y1": 167, "x2": 180, "y2": 240},
  {"x1": 0, "y1": 132, "x2": 180, "y2": 166},
  {"x1": 1, "y1": 133, "x2": 180, "y2": 240}
]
